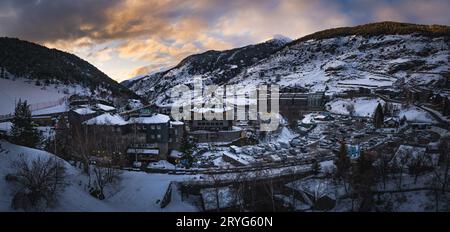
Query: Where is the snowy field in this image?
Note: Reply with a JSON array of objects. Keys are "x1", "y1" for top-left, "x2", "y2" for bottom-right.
[
  {"x1": 326, "y1": 97, "x2": 385, "y2": 117},
  {"x1": 0, "y1": 77, "x2": 86, "y2": 115}
]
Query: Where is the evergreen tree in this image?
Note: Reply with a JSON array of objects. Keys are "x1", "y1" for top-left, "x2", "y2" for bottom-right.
[
  {"x1": 10, "y1": 99, "x2": 41, "y2": 148},
  {"x1": 400, "y1": 115, "x2": 407, "y2": 126},
  {"x1": 53, "y1": 115, "x2": 70, "y2": 159},
  {"x1": 311, "y1": 159, "x2": 321, "y2": 175},
  {"x1": 373, "y1": 103, "x2": 384, "y2": 128}
]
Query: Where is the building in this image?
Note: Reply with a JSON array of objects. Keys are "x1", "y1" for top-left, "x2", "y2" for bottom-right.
[
  {"x1": 188, "y1": 107, "x2": 242, "y2": 143},
  {"x1": 68, "y1": 107, "x2": 100, "y2": 130},
  {"x1": 169, "y1": 121, "x2": 185, "y2": 150},
  {"x1": 74, "y1": 109, "x2": 184, "y2": 166},
  {"x1": 404, "y1": 86, "x2": 433, "y2": 104},
  {"x1": 128, "y1": 113, "x2": 172, "y2": 160},
  {"x1": 277, "y1": 91, "x2": 326, "y2": 121},
  {"x1": 342, "y1": 87, "x2": 372, "y2": 98}
]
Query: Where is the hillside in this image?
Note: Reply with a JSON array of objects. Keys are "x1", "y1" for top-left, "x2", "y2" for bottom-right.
[
  {"x1": 291, "y1": 21, "x2": 450, "y2": 44},
  {"x1": 0, "y1": 37, "x2": 141, "y2": 115},
  {"x1": 0, "y1": 37, "x2": 137, "y2": 99},
  {"x1": 128, "y1": 22, "x2": 450, "y2": 105},
  {"x1": 0, "y1": 140, "x2": 198, "y2": 212}
]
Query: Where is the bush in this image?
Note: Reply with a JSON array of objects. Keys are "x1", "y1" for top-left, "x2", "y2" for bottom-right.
[{"x1": 10, "y1": 154, "x2": 67, "y2": 211}]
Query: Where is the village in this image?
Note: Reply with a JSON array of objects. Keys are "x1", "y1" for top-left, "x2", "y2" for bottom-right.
[{"x1": 1, "y1": 75, "x2": 449, "y2": 211}]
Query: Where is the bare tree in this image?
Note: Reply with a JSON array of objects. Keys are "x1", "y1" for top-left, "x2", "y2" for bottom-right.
[
  {"x1": 407, "y1": 155, "x2": 429, "y2": 184},
  {"x1": 391, "y1": 149, "x2": 410, "y2": 190},
  {"x1": 231, "y1": 171, "x2": 248, "y2": 212},
  {"x1": 70, "y1": 125, "x2": 94, "y2": 174},
  {"x1": 90, "y1": 164, "x2": 122, "y2": 200},
  {"x1": 9, "y1": 154, "x2": 67, "y2": 211},
  {"x1": 374, "y1": 152, "x2": 391, "y2": 190},
  {"x1": 206, "y1": 173, "x2": 226, "y2": 212}
]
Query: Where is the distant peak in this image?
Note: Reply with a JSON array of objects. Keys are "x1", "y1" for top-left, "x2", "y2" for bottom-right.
[{"x1": 270, "y1": 34, "x2": 292, "y2": 44}]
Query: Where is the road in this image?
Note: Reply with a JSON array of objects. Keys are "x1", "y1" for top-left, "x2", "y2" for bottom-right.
[{"x1": 129, "y1": 154, "x2": 334, "y2": 176}]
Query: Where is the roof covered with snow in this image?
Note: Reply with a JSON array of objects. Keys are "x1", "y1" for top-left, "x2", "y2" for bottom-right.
[
  {"x1": 0, "y1": 121, "x2": 12, "y2": 133},
  {"x1": 96, "y1": 103, "x2": 116, "y2": 112},
  {"x1": 73, "y1": 107, "x2": 96, "y2": 115},
  {"x1": 170, "y1": 121, "x2": 184, "y2": 126},
  {"x1": 83, "y1": 113, "x2": 127, "y2": 126},
  {"x1": 130, "y1": 114, "x2": 170, "y2": 124}
]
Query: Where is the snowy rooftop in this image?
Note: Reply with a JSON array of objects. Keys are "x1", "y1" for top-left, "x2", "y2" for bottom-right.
[
  {"x1": 73, "y1": 107, "x2": 96, "y2": 115},
  {"x1": 83, "y1": 113, "x2": 127, "y2": 126},
  {"x1": 130, "y1": 114, "x2": 171, "y2": 124},
  {"x1": 0, "y1": 121, "x2": 12, "y2": 133},
  {"x1": 170, "y1": 121, "x2": 184, "y2": 126},
  {"x1": 394, "y1": 145, "x2": 427, "y2": 160},
  {"x1": 96, "y1": 103, "x2": 116, "y2": 112}
]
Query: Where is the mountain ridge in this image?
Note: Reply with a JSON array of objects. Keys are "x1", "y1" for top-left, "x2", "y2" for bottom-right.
[{"x1": 128, "y1": 21, "x2": 449, "y2": 105}]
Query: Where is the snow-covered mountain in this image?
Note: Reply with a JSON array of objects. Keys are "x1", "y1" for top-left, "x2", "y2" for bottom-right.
[
  {"x1": 127, "y1": 35, "x2": 292, "y2": 100},
  {"x1": 0, "y1": 37, "x2": 139, "y2": 114},
  {"x1": 128, "y1": 22, "x2": 450, "y2": 105}
]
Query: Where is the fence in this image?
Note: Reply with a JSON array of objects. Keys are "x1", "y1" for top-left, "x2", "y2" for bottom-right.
[
  {"x1": 29, "y1": 96, "x2": 68, "y2": 112},
  {"x1": 0, "y1": 96, "x2": 68, "y2": 120},
  {"x1": 0, "y1": 113, "x2": 13, "y2": 121}
]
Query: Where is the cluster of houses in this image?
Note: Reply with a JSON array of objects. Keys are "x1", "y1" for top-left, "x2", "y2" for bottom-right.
[{"x1": 68, "y1": 100, "x2": 185, "y2": 166}]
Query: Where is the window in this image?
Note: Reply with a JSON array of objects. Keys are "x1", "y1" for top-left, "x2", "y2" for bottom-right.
[
  {"x1": 156, "y1": 125, "x2": 161, "y2": 130},
  {"x1": 157, "y1": 134, "x2": 161, "y2": 139},
  {"x1": 151, "y1": 135, "x2": 155, "y2": 139},
  {"x1": 150, "y1": 125, "x2": 156, "y2": 130}
]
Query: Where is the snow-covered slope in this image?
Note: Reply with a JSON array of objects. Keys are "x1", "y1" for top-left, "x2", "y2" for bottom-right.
[
  {"x1": 0, "y1": 141, "x2": 199, "y2": 212},
  {"x1": 0, "y1": 141, "x2": 112, "y2": 211},
  {"x1": 0, "y1": 37, "x2": 138, "y2": 114},
  {"x1": 129, "y1": 22, "x2": 450, "y2": 105},
  {"x1": 0, "y1": 77, "x2": 86, "y2": 115},
  {"x1": 229, "y1": 33, "x2": 448, "y2": 95}
]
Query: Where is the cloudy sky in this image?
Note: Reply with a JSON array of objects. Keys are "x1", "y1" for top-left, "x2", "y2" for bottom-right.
[{"x1": 1, "y1": 0, "x2": 449, "y2": 82}]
